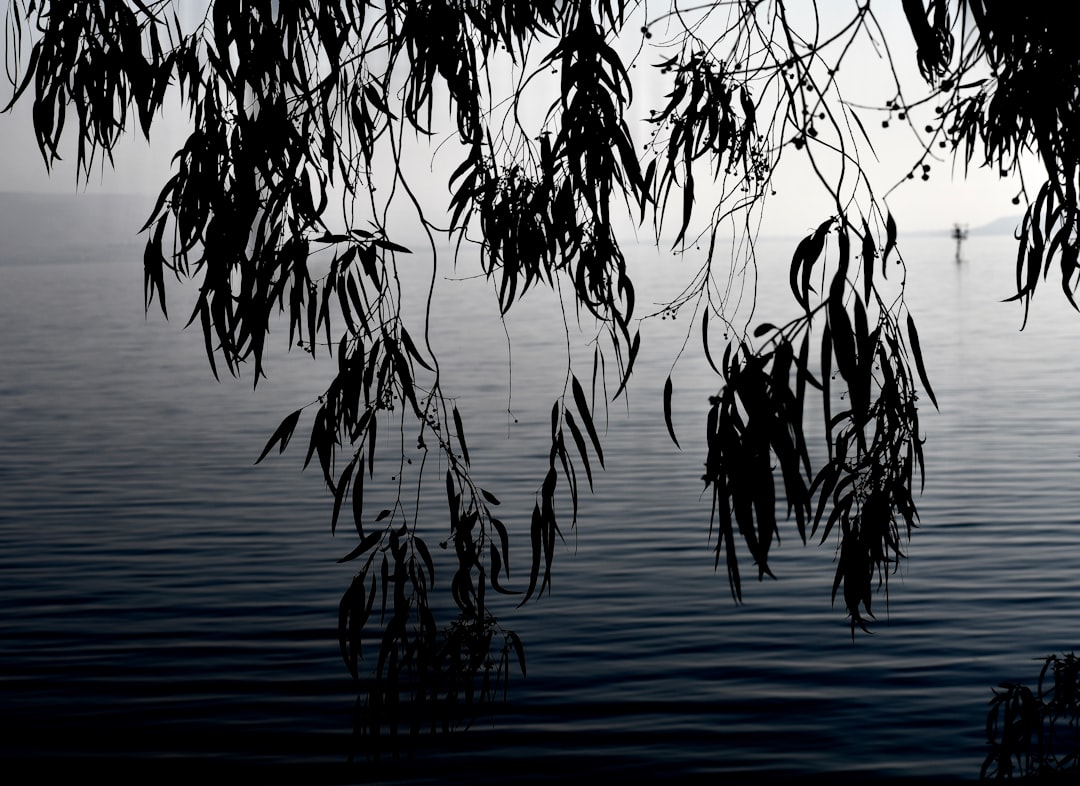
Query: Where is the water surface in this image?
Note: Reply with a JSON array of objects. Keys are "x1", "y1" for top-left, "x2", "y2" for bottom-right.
[{"x1": 1, "y1": 193, "x2": 1078, "y2": 782}]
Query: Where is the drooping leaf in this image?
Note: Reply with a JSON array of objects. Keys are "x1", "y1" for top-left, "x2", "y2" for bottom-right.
[
  {"x1": 861, "y1": 219, "x2": 876, "y2": 302},
  {"x1": 882, "y1": 211, "x2": 897, "y2": 271},
  {"x1": 489, "y1": 542, "x2": 519, "y2": 595},
  {"x1": 571, "y1": 375, "x2": 604, "y2": 467},
  {"x1": 414, "y1": 535, "x2": 435, "y2": 586},
  {"x1": 255, "y1": 408, "x2": 303, "y2": 464},
  {"x1": 564, "y1": 411, "x2": 594, "y2": 490},
  {"x1": 520, "y1": 502, "x2": 544, "y2": 607},
  {"x1": 331, "y1": 456, "x2": 357, "y2": 536},
  {"x1": 906, "y1": 313, "x2": 938, "y2": 409},
  {"x1": 338, "y1": 571, "x2": 368, "y2": 679},
  {"x1": 143, "y1": 218, "x2": 169, "y2": 318},
  {"x1": 507, "y1": 630, "x2": 527, "y2": 678},
  {"x1": 352, "y1": 456, "x2": 366, "y2": 538},
  {"x1": 452, "y1": 405, "x2": 470, "y2": 466},
  {"x1": 663, "y1": 375, "x2": 680, "y2": 448},
  {"x1": 790, "y1": 218, "x2": 833, "y2": 310},
  {"x1": 400, "y1": 326, "x2": 434, "y2": 372},
  {"x1": 821, "y1": 321, "x2": 833, "y2": 454},
  {"x1": 828, "y1": 284, "x2": 858, "y2": 391},
  {"x1": 337, "y1": 529, "x2": 383, "y2": 564},
  {"x1": 702, "y1": 311, "x2": 720, "y2": 374}
]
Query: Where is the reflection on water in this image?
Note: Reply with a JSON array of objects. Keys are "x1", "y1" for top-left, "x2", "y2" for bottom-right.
[{"x1": 1, "y1": 194, "x2": 1079, "y2": 781}]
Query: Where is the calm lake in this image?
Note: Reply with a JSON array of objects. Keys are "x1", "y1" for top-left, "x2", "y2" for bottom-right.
[{"x1": 1, "y1": 192, "x2": 1078, "y2": 782}]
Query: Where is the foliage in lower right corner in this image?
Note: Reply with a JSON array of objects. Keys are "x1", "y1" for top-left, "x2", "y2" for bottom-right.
[{"x1": 982, "y1": 652, "x2": 1080, "y2": 780}]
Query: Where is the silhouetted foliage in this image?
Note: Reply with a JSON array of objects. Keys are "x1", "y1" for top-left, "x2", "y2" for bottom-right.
[
  {"x1": 4, "y1": 0, "x2": 1076, "y2": 748},
  {"x1": 982, "y1": 653, "x2": 1080, "y2": 780}
]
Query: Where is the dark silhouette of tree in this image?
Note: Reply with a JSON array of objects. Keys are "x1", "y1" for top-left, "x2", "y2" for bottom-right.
[{"x1": 4, "y1": 0, "x2": 1074, "y2": 747}]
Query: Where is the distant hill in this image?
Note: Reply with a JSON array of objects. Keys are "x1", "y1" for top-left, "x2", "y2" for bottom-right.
[
  {"x1": 963, "y1": 215, "x2": 1023, "y2": 236},
  {"x1": 908, "y1": 215, "x2": 1020, "y2": 238}
]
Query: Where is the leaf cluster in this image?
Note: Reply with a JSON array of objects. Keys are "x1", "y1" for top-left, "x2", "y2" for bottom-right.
[
  {"x1": 4, "y1": 0, "x2": 1045, "y2": 749},
  {"x1": 699, "y1": 212, "x2": 930, "y2": 635},
  {"x1": 982, "y1": 653, "x2": 1080, "y2": 780},
  {"x1": 647, "y1": 51, "x2": 757, "y2": 246}
]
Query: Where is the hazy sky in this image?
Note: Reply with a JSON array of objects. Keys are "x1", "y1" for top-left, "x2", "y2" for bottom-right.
[{"x1": 0, "y1": 2, "x2": 1027, "y2": 237}]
